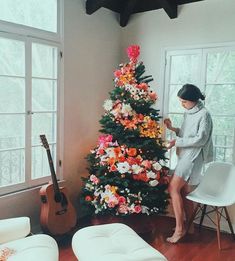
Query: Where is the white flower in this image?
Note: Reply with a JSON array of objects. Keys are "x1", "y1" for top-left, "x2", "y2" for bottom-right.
[
  {"x1": 132, "y1": 164, "x2": 142, "y2": 174},
  {"x1": 124, "y1": 84, "x2": 133, "y2": 91},
  {"x1": 141, "y1": 206, "x2": 150, "y2": 215},
  {"x1": 149, "y1": 180, "x2": 159, "y2": 187},
  {"x1": 121, "y1": 103, "x2": 132, "y2": 116},
  {"x1": 117, "y1": 162, "x2": 130, "y2": 174},
  {"x1": 146, "y1": 170, "x2": 157, "y2": 179},
  {"x1": 152, "y1": 162, "x2": 162, "y2": 171},
  {"x1": 103, "y1": 99, "x2": 113, "y2": 111},
  {"x1": 105, "y1": 147, "x2": 116, "y2": 158}
]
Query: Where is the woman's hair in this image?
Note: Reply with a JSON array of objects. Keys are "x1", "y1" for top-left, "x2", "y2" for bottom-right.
[{"x1": 177, "y1": 84, "x2": 205, "y2": 102}]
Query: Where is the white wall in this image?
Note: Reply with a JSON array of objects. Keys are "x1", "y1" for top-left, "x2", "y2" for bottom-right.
[
  {"x1": 121, "y1": 0, "x2": 235, "y2": 230},
  {"x1": 121, "y1": 0, "x2": 235, "y2": 111},
  {"x1": 63, "y1": 0, "x2": 121, "y2": 211},
  {"x1": 1, "y1": 0, "x2": 235, "y2": 232},
  {"x1": 0, "y1": 0, "x2": 121, "y2": 231}
]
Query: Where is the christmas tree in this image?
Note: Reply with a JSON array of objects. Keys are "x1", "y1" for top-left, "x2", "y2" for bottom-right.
[{"x1": 80, "y1": 45, "x2": 169, "y2": 218}]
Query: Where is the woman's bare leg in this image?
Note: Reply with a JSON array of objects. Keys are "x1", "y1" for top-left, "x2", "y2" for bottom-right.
[
  {"x1": 166, "y1": 174, "x2": 187, "y2": 243},
  {"x1": 181, "y1": 184, "x2": 196, "y2": 233}
]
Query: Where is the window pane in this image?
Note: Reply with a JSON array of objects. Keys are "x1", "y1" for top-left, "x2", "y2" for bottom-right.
[
  {"x1": 31, "y1": 113, "x2": 56, "y2": 146},
  {"x1": 170, "y1": 55, "x2": 199, "y2": 84},
  {"x1": 212, "y1": 116, "x2": 235, "y2": 138},
  {"x1": 205, "y1": 84, "x2": 235, "y2": 116},
  {"x1": 0, "y1": 37, "x2": 25, "y2": 77},
  {"x1": 0, "y1": 149, "x2": 25, "y2": 187},
  {"x1": 207, "y1": 51, "x2": 235, "y2": 83},
  {"x1": 0, "y1": 0, "x2": 57, "y2": 32},
  {"x1": 168, "y1": 84, "x2": 185, "y2": 113},
  {"x1": 212, "y1": 116, "x2": 234, "y2": 163},
  {"x1": 0, "y1": 114, "x2": 25, "y2": 188},
  {"x1": 32, "y1": 144, "x2": 56, "y2": 179},
  {"x1": 0, "y1": 115, "x2": 25, "y2": 150},
  {"x1": 32, "y1": 79, "x2": 57, "y2": 111},
  {"x1": 32, "y1": 44, "x2": 58, "y2": 78},
  {"x1": 0, "y1": 77, "x2": 25, "y2": 113}
]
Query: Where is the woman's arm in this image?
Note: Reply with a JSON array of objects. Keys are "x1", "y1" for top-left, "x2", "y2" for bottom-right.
[
  {"x1": 175, "y1": 112, "x2": 212, "y2": 148},
  {"x1": 164, "y1": 118, "x2": 180, "y2": 136}
]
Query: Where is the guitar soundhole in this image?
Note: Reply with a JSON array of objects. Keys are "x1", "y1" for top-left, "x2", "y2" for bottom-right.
[
  {"x1": 56, "y1": 209, "x2": 67, "y2": 215},
  {"x1": 54, "y1": 192, "x2": 68, "y2": 208}
]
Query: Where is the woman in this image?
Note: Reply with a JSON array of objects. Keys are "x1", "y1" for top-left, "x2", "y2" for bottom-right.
[{"x1": 164, "y1": 83, "x2": 213, "y2": 243}]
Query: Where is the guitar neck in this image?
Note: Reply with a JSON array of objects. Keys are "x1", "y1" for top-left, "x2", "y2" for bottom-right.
[{"x1": 46, "y1": 149, "x2": 60, "y2": 195}]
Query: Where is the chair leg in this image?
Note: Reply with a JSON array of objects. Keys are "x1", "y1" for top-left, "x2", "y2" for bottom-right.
[
  {"x1": 187, "y1": 203, "x2": 200, "y2": 233},
  {"x1": 199, "y1": 204, "x2": 207, "y2": 231},
  {"x1": 224, "y1": 207, "x2": 235, "y2": 240},
  {"x1": 215, "y1": 207, "x2": 221, "y2": 250}
]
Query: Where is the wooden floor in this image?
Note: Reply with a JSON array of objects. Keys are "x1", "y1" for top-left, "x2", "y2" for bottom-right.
[{"x1": 58, "y1": 215, "x2": 235, "y2": 261}]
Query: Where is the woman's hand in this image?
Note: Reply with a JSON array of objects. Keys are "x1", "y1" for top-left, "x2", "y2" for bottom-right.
[
  {"x1": 167, "y1": 139, "x2": 176, "y2": 149},
  {"x1": 164, "y1": 118, "x2": 172, "y2": 130}
]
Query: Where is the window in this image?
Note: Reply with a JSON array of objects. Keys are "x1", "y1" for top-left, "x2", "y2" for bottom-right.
[
  {"x1": 0, "y1": 0, "x2": 57, "y2": 32},
  {"x1": 164, "y1": 45, "x2": 235, "y2": 169},
  {"x1": 0, "y1": 1, "x2": 62, "y2": 195}
]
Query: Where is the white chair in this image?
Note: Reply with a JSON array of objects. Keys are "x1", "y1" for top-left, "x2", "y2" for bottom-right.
[
  {"x1": 186, "y1": 162, "x2": 235, "y2": 250},
  {"x1": 0, "y1": 217, "x2": 59, "y2": 261}
]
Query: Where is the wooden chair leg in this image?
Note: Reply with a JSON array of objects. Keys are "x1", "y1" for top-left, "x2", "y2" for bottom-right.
[
  {"x1": 215, "y1": 207, "x2": 221, "y2": 250},
  {"x1": 224, "y1": 207, "x2": 235, "y2": 240},
  {"x1": 187, "y1": 203, "x2": 200, "y2": 233},
  {"x1": 199, "y1": 204, "x2": 207, "y2": 231}
]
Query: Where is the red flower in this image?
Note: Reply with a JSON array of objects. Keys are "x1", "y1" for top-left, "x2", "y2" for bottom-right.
[
  {"x1": 126, "y1": 45, "x2": 140, "y2": 62},
  {"x1": 85, "y1": 195, "x2": 93, "y2": 201},
  {"x1": 137, "y1": 83, "x2": 148, "y2": 91},
  {"x1": 110, "y1": 165, "x2": 117, "y2": 172},
  {"x1": 126, "y1": 148, "x2": 137, "y2": 157},
  {"x1": 134, "y1": 205, "x2": 142, "y2": 213},
  {"x1": 118, "y1": 196, "x2": 126, "y2": 204}
]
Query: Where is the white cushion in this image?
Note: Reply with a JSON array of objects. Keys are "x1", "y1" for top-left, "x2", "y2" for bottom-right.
[
  {"x1": 0, "y1": 217, "x2": 30, "y2": 244},
  {"x1": 0, "y1": 234, "x2": 59, "y2": 261},
  {"x1": 72, "y1": 223, "x2": 167, "y2": 261}
]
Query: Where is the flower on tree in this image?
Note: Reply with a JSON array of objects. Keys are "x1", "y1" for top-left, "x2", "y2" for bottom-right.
[{"x1": 80, "y1": 45, "x2": 169, "y2": 217}]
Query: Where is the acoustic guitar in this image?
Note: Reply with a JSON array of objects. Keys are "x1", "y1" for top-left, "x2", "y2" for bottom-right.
[{"x1": 39, "y1": 134, "x2": 77, "y2": 236}]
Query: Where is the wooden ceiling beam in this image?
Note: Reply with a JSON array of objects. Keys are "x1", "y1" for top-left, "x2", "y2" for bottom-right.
[
  {"x1": 158, "y1": 0, "x2": 177, "y2": 19},
  {"x1": 86, "y1": 0, "x2": 107, "y2": 15},
  {"x1": 120, "y1": 0, "x2": 138, "y2": 27}
]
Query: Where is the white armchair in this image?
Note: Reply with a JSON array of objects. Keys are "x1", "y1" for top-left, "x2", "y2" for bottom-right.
[{"x1": 0, "y1": 217, "x2": 59, "y2": 261}]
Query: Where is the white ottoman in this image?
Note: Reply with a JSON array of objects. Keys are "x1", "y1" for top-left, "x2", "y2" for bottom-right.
[
  {"x1": 0, "y1": 217, "x2": 58, "y2": 261},
  {"x1": 72, "y1": 223, "x2": 167, "y2": 261}
]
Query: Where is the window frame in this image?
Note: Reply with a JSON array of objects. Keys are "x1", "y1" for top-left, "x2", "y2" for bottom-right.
[
  {"x1": 0, "y1": 0, "x2": 64, "y2": 196},
  {"x1": 162, "y1": 42, "x2": 235, "y2": 167}
]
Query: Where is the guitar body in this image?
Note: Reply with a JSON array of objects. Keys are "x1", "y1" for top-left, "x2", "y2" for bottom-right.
[
  {"x1": 40, "y1": 183, "x2": 77, "y2": 236},
  {"x1": 39, "y1": 134, "x2": 77, "y2": 236}
]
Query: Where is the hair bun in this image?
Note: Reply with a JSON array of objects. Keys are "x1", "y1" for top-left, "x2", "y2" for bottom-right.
[{"x1": 200, "y1": 93, "x2": 205, "y2": 100}]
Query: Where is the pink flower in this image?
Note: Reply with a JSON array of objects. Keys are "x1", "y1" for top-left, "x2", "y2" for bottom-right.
[
  {"x1": 114, "y1": 70, "x2": 122, "y2": 78},
  {"x1": 90, "y1": 174, "x2": 100, "y2": 184},
  {"x1": 98, "y1": 134, "x2": 113, "y2": 147},
  {"x1": 126, "y1": 45, "x2": 140, "y2": 62},
  {"x1": 118, "y1": 204, "x2": 129, "y2": 214},
  {"x1": 149, "y1": 91, "x2": 157, "y2": 100},
  {"x1": 134, "y1": 205, "x2": 142, "y2": 213},
  {"x1": 108, "y1": 202, "x2": 116, "y2": 208},
  {"x1": 142, "y1": 160, "x2": 152, "y2": 169}
]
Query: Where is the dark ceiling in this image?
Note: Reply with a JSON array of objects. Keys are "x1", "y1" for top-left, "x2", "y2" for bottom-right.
[{"x1": 86, "y1": 0, "x2": 204, "y2": 27}]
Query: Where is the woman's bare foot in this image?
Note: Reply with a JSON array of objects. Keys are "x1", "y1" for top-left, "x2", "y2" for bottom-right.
[{"x1": 166, "y1": 229, "x2": 186, "y2": 243}]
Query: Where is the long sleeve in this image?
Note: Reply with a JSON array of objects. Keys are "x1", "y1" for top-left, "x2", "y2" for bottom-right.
[{"x1": 175, "y1": 112, "x2": 212, "y2": 148}]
